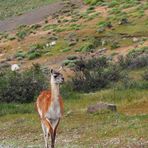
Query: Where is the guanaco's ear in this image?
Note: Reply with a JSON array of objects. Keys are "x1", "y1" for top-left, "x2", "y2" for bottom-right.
[
  {"x1": 50, "y1": 69, "x2": 54, "y2": 74},
  {"x1": 57, "y1": 66, "x2": 63, "y2": 72}
]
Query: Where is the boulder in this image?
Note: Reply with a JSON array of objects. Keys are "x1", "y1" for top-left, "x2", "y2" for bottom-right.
[
  {"x1": 49, "y1": 41, "x2": 56, "y2": 46},
  {"x1": 68, "y1": 40, "x2": 77, "y2": 46},
  {"x1": 66, "y1": 33, "x2": 78, "y2": 46},
  {"x1": 97, "y1": 27, "x2": 105, "y2": 33},
  {"x1": 118, "y1": 18, "x2": 129, "y2": 25},
  {"x1": 132, "y1": 37, "x2": 139, "y2": 43},
  {"x1": 87, "y1": 102, "x2": 117, "y2": 113},
  {"x1": 11, "y1": 64, "x2": 20, "y2": 71},
  {"x1": 98, "y1": 48, "x2": 107, "y2": 53}
]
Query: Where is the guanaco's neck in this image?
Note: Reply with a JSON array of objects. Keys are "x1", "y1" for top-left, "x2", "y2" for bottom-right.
[{"x1": 51, "y1": 77, "x2": 60, "y2": 101}]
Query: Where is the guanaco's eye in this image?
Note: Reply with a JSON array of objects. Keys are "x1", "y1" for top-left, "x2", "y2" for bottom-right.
[{"x1": 54, "y1": 75, "x2": 58, "y2": 78}]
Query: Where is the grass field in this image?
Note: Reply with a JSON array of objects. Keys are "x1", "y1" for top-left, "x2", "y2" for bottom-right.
[
  {"x1": 0, "y1": 89, "x2": 148, "y2": 147},
  {"x1": 0, "y1": 0, "x2": 57, "y2": 20},
  {"x1": 0, "y1": 0, "x2": 148, "y2": 147}
]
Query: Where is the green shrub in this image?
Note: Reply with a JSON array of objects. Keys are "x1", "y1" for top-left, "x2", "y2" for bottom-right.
[
  {"x1": 30, "y1": 24, "x2": 41, "y2": 30},
  {"x1": 7, "y1": 35, "x2": 16, "y2": 41},
  {"x1": 78, "y1": 42, "x2": 95, "y2": 52},
  {"x1": 98, "y1": 21, "x2": 112, "y2": 28},
  {"x1": 16, "y1": 30, "x2": 27, "y2": 40},
  {"x1": 61, "y1": 48, "x2": 70, "y2": 52},
  {"x1": 82, "y1": 43, "x2": 94, "y2": 52},
  {"x1": 0, "y1": 64, "x2": 48, "y2": 103},
  {"x1": 62, "y1": 59, "x2": 80, "y2": 66},
  {"x1": 68, "y1": 57, "x2": 122, "y2": 92},
  {"x1": 84, "y1": 0, "x2": 103, "y2": 5},
  {"x1": 128, "y1": 54, "x2": 148, "y2": 69},
  {"x1": 30, "y1": 43, "x2": 44, "y2": 51},
  {"x1": 16, "y1": 25, "x2": 33, "y2": 40},
  {"x1": 62, "y1": 60, "x2": 72, "y2": 66},
  {"x1": 43, "y1": 24, "x2": 57, "y2": 31},
  {"x1": 87, "y1": 6, "x2": 95, "y2": 10},
  {"x1": 142, "y1": 69, "x2": 148, "y2": 81},
  {"x1": 118, "y1": 47, "x2": 148, "y2": 69},
  {"x1": 111, "y1": 41, "x2": 120, "y2": 49},
  {"x1": 26, "y1": 43, "x2": 44, "y2": 60},
  {"x1": 27, "y1": 51, "x2": 41, "y2": 60},
  {"x1": 69, "y1": 24, "x2": 81, "y2": 30},
  {"x1": 67, "y1": 55, "x2": 78, "y2": 60},
  {"x1": 108, "y1": 0, "x2": 119, "y2": 8},
  {"x1": 15, "y1": 51, "x2": 26, "y2": 58},
  {"x1": 109, "y1": 8, "x2": 121, "y2": 15}
]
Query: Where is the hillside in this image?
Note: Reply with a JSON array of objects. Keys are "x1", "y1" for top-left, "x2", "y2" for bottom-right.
[
  {"x1": 0, "y1": 0, "x2": 148, "y2": 147},
  {"x1": 0, "y1": 0, "x2": 58, "y2": 20},
  {"x1": 0, "y1": 0, "x2": 147, "y2": 69}
]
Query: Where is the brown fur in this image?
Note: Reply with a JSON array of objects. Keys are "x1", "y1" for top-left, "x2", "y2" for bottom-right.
[{"x1": 36, "y1": 90, "x2": 64, "y2": 118}]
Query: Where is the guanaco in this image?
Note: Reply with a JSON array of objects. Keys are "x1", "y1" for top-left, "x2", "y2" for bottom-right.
[{"x1": 36, "y1": 68, "x2": 64, "y2": 148}]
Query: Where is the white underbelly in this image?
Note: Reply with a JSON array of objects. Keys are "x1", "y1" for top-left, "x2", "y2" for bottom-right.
[
  {"x1": 45, "y1": 101, "x2": 61, "y2": 130},
  {"x1": 45, "y1": 100, "x2": 61, "y2": 120}
]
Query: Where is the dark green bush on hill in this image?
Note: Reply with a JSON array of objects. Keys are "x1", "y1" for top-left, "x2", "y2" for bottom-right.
[
  {"x1": 0, "y1": 64, "x2": 48, "y2": 103},
  {"x1": 84, "y1": 0, "x2": 104, "y2": 5},
  {"x1": 142, "y1": 69, "x2": 148, "y2": 81},
  {"x1": 68, "y1": 56, "x2": 122, "y2": 92},
  {"x1": 118, "y1": 47, "x2": 148, "y2": 69}
]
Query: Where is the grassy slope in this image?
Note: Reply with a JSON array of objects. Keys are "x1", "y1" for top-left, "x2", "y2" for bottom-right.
[
  {"x1": 0, "y1": 0, "x2": 57, "y2": 20},
  {"x1": 0, "y1": 0, "x2": 148, "y2": 147},
  {"x1": 0, "y1": 0, "x2": 148, "y2": 65},
  {"x1": 0, "y1": 89, "x2": 148, "y2": 147}
]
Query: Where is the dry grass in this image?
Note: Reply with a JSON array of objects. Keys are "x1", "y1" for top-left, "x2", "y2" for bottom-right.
[{"x1": 0, "y1": 89, "x2": 148, "y2": 147}]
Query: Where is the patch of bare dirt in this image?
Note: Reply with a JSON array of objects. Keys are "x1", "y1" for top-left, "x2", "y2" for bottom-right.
[{"x1": 95, "y1": 6, "x2": 108, "y2": 17}]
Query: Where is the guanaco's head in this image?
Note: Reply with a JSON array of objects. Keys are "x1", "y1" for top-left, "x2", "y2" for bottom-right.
[{"x1": 50, "y1": 68, "x2": 64, "y2": 85}]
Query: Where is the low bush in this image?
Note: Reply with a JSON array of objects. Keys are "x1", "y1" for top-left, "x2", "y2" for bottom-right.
[
  {"x1": 15, "y1": 51, "x2": 26, "y2": 59},
  {"x1": 16, "y1": 25, "x2": 33, "y2": 40},
  {"x1": 67, "y1": 55, "x2": 78, "y2": 60},
  {"x1": 16, "y1": 30, "x2": 28, "y2": 40},
  {"x1": 111, "y1": 41, "x2": 120, "y2": 49},
  {"x1": 142, "y1": 69, "x2": 148, "y2": 81},
  {"x1": 118, "y1": 47, "x2": 148, "y2": 69},
  {"x1": 0, "y1": 64, "x2": 48, "y2": 103},
  {"x1": 108, "y1": 0, "x2": 119, "y2": 8},
  {"x1": 27, "y1": 51, "x2": 41, "y2": 60},
  {"x1": 84, "y1": 0, "x2": 104, "y2": 5},
  {"x1": 77, "y1": 37, "x2": 100, "y2": 53},
  {"x1": 67, "y1": 56, "x2": 122, "y2": 92},
  {"x1": 78, "y1": 42, "x2": 94, "y2": 52},
  {"x1": 26, "y1": 43, "x2": 44, "y2": 60},
  {"x1": 128, "y1": 54, "x2": 148, "y2": 69}
]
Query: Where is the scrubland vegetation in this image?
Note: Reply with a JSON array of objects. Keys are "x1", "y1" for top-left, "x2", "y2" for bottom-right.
[
  {"x1": 0, "y1": 0, "x2": 57, "y2": 20},
  {"x1": 0, "y1": 0, "x2": 148, "y2": 147}
]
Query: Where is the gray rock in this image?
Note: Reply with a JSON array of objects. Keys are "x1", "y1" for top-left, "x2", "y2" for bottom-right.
[
  {"x1": 66, "y1": 33, "x2": 78, "y2": 46},
  {"x1": 48, "y1": 35, "x2": 58, "y2": 41},
  {"x1": 133, "y1": 37, "x2": 139, "y2": 42},
  {"x1": 17, "y1": 57, "x2": 24, "y2": 61},
  {"x1": 87, "y1": 102, "x2": 117, "y2": 113},
  {"x1": 118, "y1": 18, "x2": 129, "y2": 25},
  {"x1": 68, "y1": 40, "x2": 77, "y2": 46},
  {"x1": 98, "y1": 48, "x2": 107, "y2": 53},
  {"x1": 0, "y1": 62, "x2": 10, "y2": 68},
  {"x1": 97, "y1": 27, "x2": 105, "y2": 33}
]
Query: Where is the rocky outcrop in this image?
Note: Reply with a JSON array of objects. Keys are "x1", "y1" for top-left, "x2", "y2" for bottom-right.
[{"x1": 87, "y1": 102, "x2": 117, "y2": 113}]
